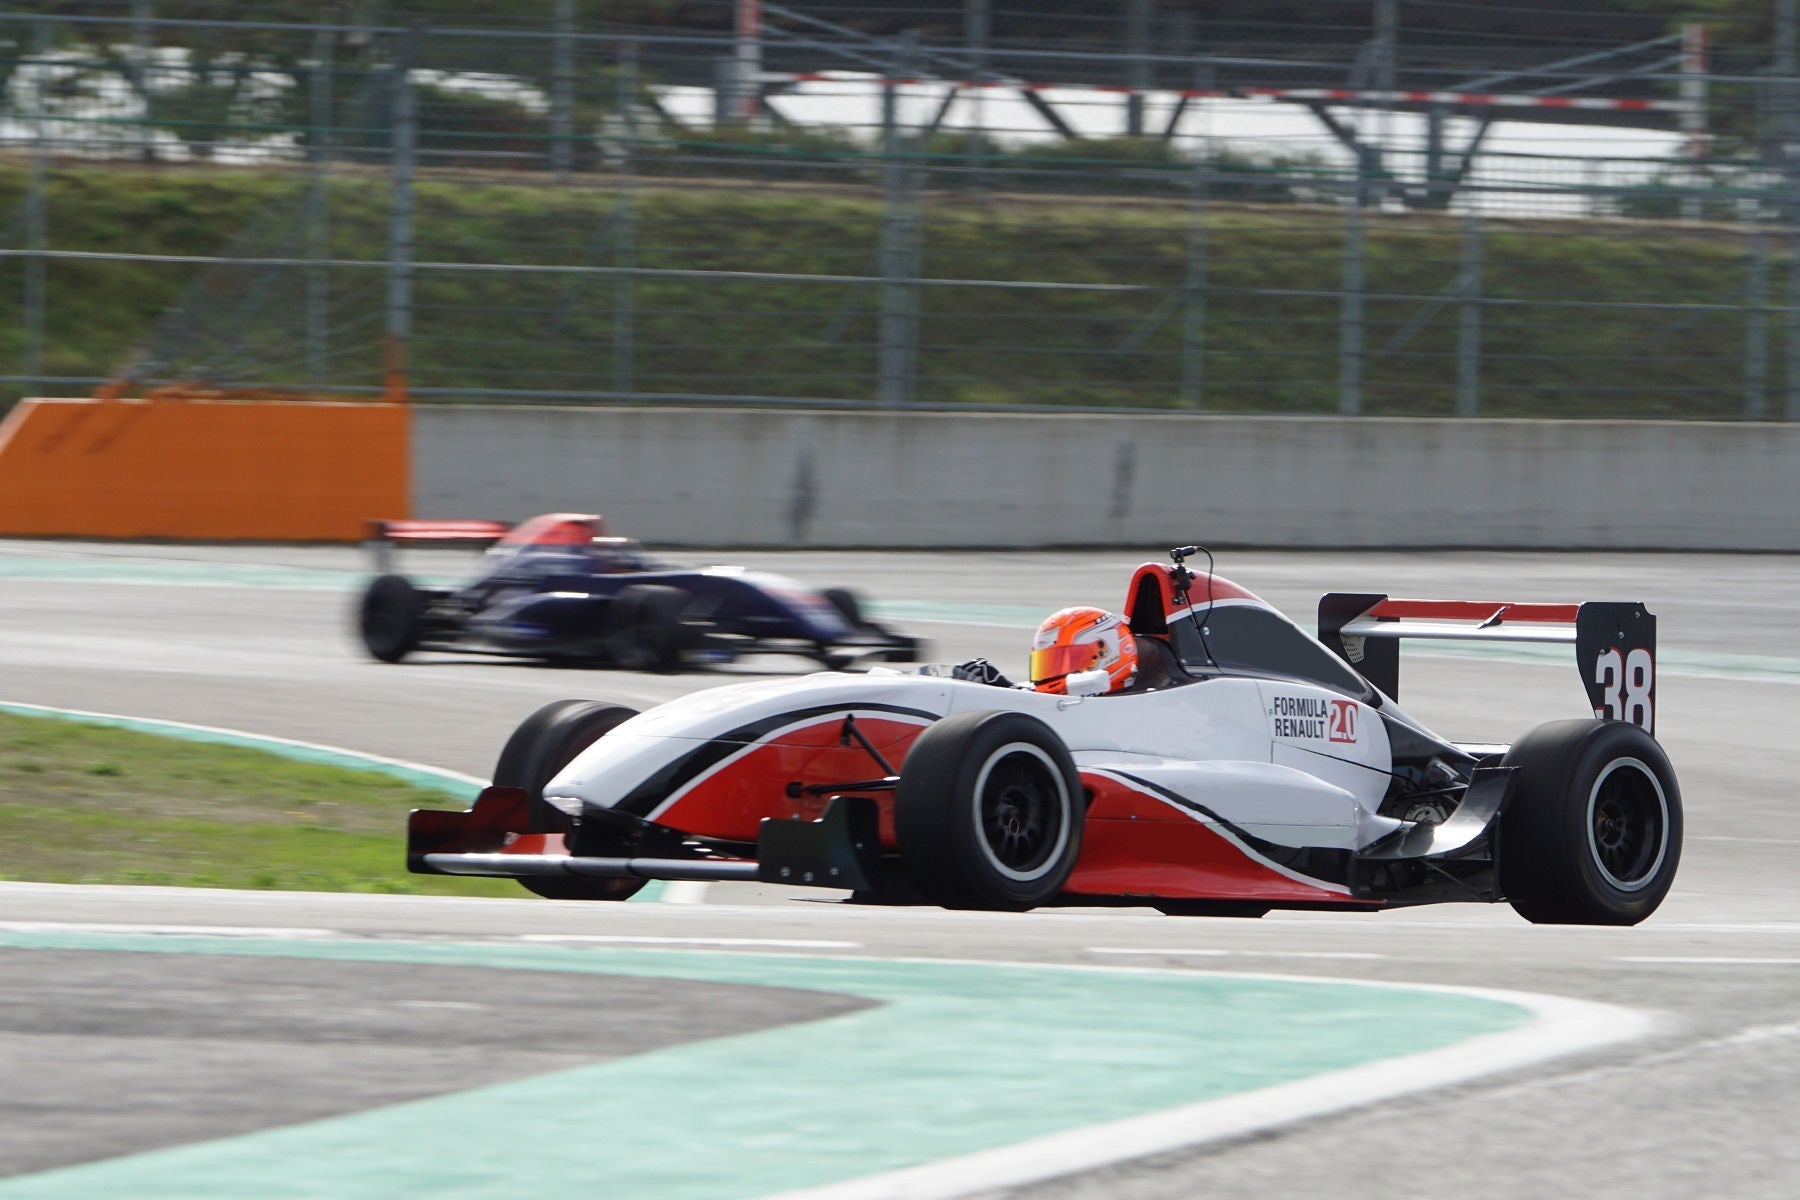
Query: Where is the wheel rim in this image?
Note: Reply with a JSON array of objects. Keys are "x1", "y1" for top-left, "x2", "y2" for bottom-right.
[
  {"x1": 970, "y1": 742, "x2": 1070, "y2": 881},
  {"x1": 1586, "y1": 757, "x2": 1669, "y2": 892}
]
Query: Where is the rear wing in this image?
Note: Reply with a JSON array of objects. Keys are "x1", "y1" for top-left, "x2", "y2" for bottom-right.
[
  {"x1": 1319, "y1": 594, "x2": 1658, "y2": 735},
  {"x1": 365, "y1": 518, "x2": 511, "y2": 573}
]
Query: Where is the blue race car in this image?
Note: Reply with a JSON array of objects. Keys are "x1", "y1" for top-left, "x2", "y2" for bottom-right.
[{"x1": 356, "y1": 513, "x2": 924, "y2": 671}]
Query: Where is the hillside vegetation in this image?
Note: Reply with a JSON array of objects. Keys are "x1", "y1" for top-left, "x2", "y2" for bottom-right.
[{"x1": 0, "y1": 159, "x2": 1774, "y2": 419}]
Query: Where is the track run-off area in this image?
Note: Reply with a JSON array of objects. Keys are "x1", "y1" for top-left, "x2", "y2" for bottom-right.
[{"x1": 1, "y1": 540, "x2": 1797, "y2": 1199}]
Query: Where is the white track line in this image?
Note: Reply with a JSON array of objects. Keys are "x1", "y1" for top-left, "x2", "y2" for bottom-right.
[
  {"x1": 1616, "y1": 956, "x2": 1800, "y2": 966},
  {"x1": 0, "y1": 699, "x2": 485, "y2": 789},
  {"x1": 1089, "y1": 947, "x2": 1386, "y2": 960},
  {"x1": 515, "y1": 934, "x2": 860, "y2": 949},
  {"x1": 0, "y1": 921, "x2": 335, "y2": 938}
]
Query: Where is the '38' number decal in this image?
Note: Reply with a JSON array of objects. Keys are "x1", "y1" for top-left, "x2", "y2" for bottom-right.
[{"x1": 1594, "y1": 647, "x2": 1654, "y2": 732}]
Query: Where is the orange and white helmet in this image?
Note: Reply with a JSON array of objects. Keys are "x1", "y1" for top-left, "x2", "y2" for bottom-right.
[{"x1": 1029, "y1": 607, "x2": 1137, "y2": 695}]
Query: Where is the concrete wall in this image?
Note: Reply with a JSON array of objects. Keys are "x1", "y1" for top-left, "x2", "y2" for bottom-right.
[{"x1": 418, "y1": 406, "x2": 1798, "y2": 550}]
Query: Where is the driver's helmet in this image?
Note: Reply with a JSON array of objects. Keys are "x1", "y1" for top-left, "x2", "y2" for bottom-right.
[{"x1": 1029, "y1": 607, "x2": 1137, "y2": 695}]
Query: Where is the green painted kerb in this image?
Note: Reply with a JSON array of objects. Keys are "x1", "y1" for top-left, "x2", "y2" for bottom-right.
[{"x1": 0, "y1": 933, "x2": 1533, "y2": 1200}]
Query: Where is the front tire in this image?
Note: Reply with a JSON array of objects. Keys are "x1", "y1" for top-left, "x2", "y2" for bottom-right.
[
  {"x1": 893, "y1": 711, "x2": 1083, "y2": 911},
  {"x1": 493, "y1": 699, "x2": 645, "y2": 901},
  {"x1": 1499, "y1": 719, "x2": 1682, "y2": 925},
  {"x1": 603, "y1": 584, "x2": 693, "y2": 672}
]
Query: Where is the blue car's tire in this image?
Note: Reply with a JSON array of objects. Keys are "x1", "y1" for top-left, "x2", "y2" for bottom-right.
[
  {"x1": 493, "y1": 699, "x2": 645, "y2": 901},
  {"x1": 1499, "y1": 719, "x2": 1682, "y2": 926},
  {"x1": 894, "y1": 711, "x2": 1083, "y2": 911},
  {"x1": 603, "y1": 584, "x2": 693, "y2": 672},
  {"x1": 359, "y1": 574, "x2": 422, "y2": 663}
]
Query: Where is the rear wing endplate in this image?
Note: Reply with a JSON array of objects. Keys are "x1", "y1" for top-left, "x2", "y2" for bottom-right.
[{"x1": 1319, "y1": 594, "x2": 1657, "y2": 735}]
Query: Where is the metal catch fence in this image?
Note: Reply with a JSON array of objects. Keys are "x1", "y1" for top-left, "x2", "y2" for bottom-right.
[{"x1": 1, "y1": 2, "x2": 1799, "y2": 420}]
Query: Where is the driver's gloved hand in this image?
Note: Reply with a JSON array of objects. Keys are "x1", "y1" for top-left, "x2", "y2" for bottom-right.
[{"x1": 951, "y1": 657, "x2": 1013, "y2": 687}]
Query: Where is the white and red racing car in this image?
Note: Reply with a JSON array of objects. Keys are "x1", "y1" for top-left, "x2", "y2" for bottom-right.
[{"x1": 409, "y1": 548, "x2": 1680, "y2": 924}]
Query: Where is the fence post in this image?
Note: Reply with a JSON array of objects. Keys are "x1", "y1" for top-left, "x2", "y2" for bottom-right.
[
  {"x1": 551, "y1": 0, "x2": 575, "y2": 180},
  {"x1": 1372, "y1": 0, "x2": 1398, "y2": 206},
  {"x1": 1679, "y1": 24, "x2": 1708, "y2": 220},
  {"x1": 613, "y1": 39, "x2": 638, "y2": 398},
  {"x1": 1126, "y1": 0, "x2": 1152, "y2": 136},
  {"x1": 1746, "y1": 227, "x2": 1770, "y2": 419},
  {"x1": 24, "y1": 21, "x2": 50, "y2": 398},
  {"x1": 131, "y1": 0, "x2": 155, "y2": 162},
  {"x1": 1180, "y1": 130, "x2": 1209, "y2": 409},
  {"x1": 1789, "y1": 233, "x2": 1800, "y2": 420},
  {"x1": 964, "y1": 0, "x2": 990, "y2": 183},
  {"x1": 1338, "y1": 158, "x2": 1367, "y2": 415},
  {"x1": 733, "y1": 0, "x2": 762, "y2": 123},
  {"x1": 385, "y1": 27, "x2": 419, "y2": 404},
  {"x1": 1457, "y1": 208, "x2": 1482, "y2": 417},
  {"x1": 878, "y1": 35, "x2": 920, "y2": 408},
  {"x1": 306, "y1": 21, "x2": 333, "y2": 388}
]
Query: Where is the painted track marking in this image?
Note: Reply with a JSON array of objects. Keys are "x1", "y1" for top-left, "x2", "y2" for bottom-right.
[
  {"x1": 1089, "y1": 946, "x2": 1386, "y2": 961},
  {"x1": 517, "y1": 934, "x2": 862, "y2": 949},
  {"x1": 1616, "y1": 956, "x2": 1800, "y2": 966},
  {"x1": 0, "y1": 930, "x2": 1647, "y2": 1200}
]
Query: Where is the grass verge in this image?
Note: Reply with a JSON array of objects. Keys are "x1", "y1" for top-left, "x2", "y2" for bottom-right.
[{"x1": 0, "y1": 711, "x2": 518, "y2": 897}]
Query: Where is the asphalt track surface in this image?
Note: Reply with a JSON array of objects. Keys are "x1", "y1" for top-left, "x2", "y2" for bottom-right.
[{"x1": 0, "y1": 541, "x2": 1796, "y2": 1198}]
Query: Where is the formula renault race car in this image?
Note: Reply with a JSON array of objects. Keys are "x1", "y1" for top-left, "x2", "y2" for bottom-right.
[
  {"x1": 356, "y1": 513, "x2": 922, "y2": 671},
  {"x1": 408, "y1": 548, "x2": 1681, "y2": 925}
]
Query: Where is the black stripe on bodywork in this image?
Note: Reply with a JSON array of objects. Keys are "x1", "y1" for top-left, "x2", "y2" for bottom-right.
[
  {"x1": 611, "y1": 702, "x2": 939, "y2": 818},
  {"x1": 1106, "y1": 769, "x2": 1354, "y2": 888}
]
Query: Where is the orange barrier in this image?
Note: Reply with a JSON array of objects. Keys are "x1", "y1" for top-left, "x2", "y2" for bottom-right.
[{"x1": 0, "y1": 398, "x2": 410, "y2": 540}]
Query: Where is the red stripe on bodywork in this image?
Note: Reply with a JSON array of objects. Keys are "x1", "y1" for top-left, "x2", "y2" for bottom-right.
[
  {"x1": 650, "y1": 716, "x2": 928, "y2": 845},
  {"x1": 1368, "y1": 598, "x2": 1579, "y2": 623},
  {"x1": 1065, "y1": 774, "x2": 1360, "y2": 904},
  {"x1": 1125, "y1": 562, "x2": 1266, "y2": 620}
]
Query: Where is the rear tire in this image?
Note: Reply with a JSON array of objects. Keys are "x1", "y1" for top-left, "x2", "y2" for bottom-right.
[
  {"x1": 359, "y1": 574, "x2": 422, "y2": 663},
  {"x1": 1499, "y1": 719, "x2": 1682, "y2": 925},
  {"x1": 603, "y1": 584, "x2": 693, "y2": 672},
  {"x1": 493, "y1": 699, "x2": 645, "y2": 901},
  {"x1": 893, "y1": 711, "x2": 1083, "y2": 911}
]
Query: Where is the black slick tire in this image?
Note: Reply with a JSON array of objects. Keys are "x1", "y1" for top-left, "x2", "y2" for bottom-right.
[
  {"x1": 492, "y1": 699, "x2": 645, "y2": 901},
  {"x1": 1498, "y1": 718, "x2": 1682, "y2": 926},
  {"x1": 359, "y1": 574, "x2": 423, "y2": 663},
  {"x1": 893, "y1": 710, "x2": 1083, "y2": 911}
]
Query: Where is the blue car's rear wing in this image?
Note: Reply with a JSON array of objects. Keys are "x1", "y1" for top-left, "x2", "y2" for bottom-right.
[
  {"x1": 364, "y1": 518, "x2": 512, "y2": 573},
  {"x1": 1318, "y1": 595, "x2": 1658, "y2": 736}
]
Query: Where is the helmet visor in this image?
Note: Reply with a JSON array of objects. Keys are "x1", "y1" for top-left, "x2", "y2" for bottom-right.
[{"x1": 1030, "y1": 642, "x2": 1101, "y2": 683}]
